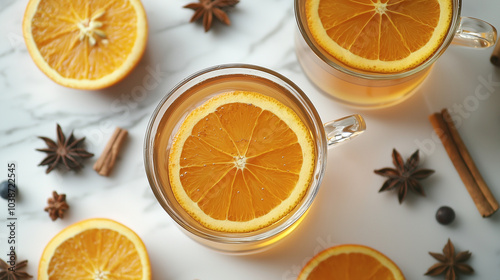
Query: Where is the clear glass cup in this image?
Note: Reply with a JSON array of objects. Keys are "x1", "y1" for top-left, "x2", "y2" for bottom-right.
[
  {"x1": 144, "y1": 64, "x2": 365, "y2": 254},
  {"x1": 294, "y1": 0, "x2": 497, "y2": 108}
]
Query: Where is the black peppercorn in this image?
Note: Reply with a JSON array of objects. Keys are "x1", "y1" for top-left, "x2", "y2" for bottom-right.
[{"x1": 436, "y1": 206, "x2": 455, "y2": 225}]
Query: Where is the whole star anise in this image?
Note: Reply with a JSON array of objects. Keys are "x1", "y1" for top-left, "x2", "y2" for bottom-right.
[
  {"x1": 37, "y1": 124, "x2": 94, "y2": 173},
  {"x1": 0, "y1": 257, "x2": 33, "y2": 279},
  {"x1": 44, "y1": 191, "x2": 69, "y2": 221},
  {"x1": 425, "y1": 239, "x2": 474, "y2": 280},
  {"x1": 374, "y1": 149, "x2": 434, "y2": 204},
  {"x1": 184, "y1": 0, "x2": 239, "y2": 32}
]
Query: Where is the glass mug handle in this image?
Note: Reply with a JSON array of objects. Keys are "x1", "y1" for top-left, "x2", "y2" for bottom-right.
[
  {"x1": 324, "y1": 114, "x2": 366, "y2": 147},
  {"x1": 452, "y1": 17, "x2": 497, "y2": 48}
]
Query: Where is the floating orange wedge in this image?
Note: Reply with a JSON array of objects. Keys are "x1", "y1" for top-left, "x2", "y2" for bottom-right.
[
  {"x1": 168, "y1": 91, "x2": 315, "y2": 233},
  {"x1": 306, "y1": 0, "x2": 453, "y2": 72}
]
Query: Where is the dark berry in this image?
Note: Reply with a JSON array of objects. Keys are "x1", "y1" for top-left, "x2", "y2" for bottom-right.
[
  {"x1": 0, "y1": 181, "x2": 10, "y2": 199},
  {"x1": 436, "y1": 206, "x2": 455, "y2": 225}
]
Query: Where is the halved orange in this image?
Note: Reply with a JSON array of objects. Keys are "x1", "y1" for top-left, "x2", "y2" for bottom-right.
[
  {"x1": 23, "y1": 0, "x2": 148, "y2": 89},
  {"x1": 168, "y1": 91, "x2": 315, "y2": 233},
  {"x1": 306, "y1": 0, "x2": 453, "y2": 73},
  {"x1": 39, "y1": 218, "x2": 151, "y2": 280},
  {"x1": 298, "y1": 244, "x2": 405, "y2": 280}
]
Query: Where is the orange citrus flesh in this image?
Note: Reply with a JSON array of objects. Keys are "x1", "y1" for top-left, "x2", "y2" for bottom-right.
[
  {"x1": 306, "y1": 0, "x2": 453, "y2": 73},
  {"x1": 39, "y1": 218, "x2": 151, "y2": 280},
  {"x1": 23, "y1": 0, "x2": 147, "y2": 89},
  {"x1": 298, "y1": 244, "x2": 405, "y2": 280},
  {"x1": 168, "y1": 91, "x2": 315, "y2": 233}
]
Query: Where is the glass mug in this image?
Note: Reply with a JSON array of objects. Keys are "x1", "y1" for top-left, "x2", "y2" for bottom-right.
[
  {"x1": 144, "y1": 64, "x2": 365, "y2": 254},
  {"x1": 294, "y1": 0, "x2": 498, "y2": 108}
]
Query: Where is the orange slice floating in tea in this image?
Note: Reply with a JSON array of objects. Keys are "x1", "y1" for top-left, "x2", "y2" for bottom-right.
[
  {"x1": 298, "y1": 244, "x2": 405, "y2": 280},
  {"x1": 306, "y1": 0, "x2": 453, "y2": 73},
  {"x1": 168, "y1": 91, "x2": 315, "y2": 233},
  {"x1": 23, "y1": 0, "x2": 148, "y2": 89},
  {"x1": 38, "y1": 218, "x2": 151, "y2": 279}
]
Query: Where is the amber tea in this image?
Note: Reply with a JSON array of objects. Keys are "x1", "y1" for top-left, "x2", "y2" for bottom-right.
[
  {"x1": 295, "y1": 0, "x2": 497, "y2": 108},
  {"x1": 144, "y1": 64, "x2": 365, "y2": 253}
]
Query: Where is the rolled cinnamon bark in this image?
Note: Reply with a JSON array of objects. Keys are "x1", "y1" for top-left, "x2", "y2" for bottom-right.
[
  {"x1": 93, "y1": 127, "x2": 128, "y2": 176},
  {"x1": 429, "y1": 109, "x2": 498, "y2": 217}
]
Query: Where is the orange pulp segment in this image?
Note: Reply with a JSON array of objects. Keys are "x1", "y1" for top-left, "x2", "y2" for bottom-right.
[
  {"x1": 38, "y1": 218, "x2": 151, "y2": 280},
  {"x1": 306, "y1": 0, "x2": 453, "y2": 73},
  {"x1": 298, "y1": 244, "x2": 405, "y2": 280},
  {"x1": 23, "y1": 0, "x2": 148, "y2": 89},
  {"x1": 168, "y1": 91, "x2": 315, "y2": 233}
]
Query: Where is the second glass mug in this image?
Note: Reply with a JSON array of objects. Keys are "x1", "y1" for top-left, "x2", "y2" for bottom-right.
[
  {"x1": 295, "y1": 0, "x2": 498, "y2": 108},
  {"x1": 144, "y1": 64, "x2": 365, "y2": 254}
]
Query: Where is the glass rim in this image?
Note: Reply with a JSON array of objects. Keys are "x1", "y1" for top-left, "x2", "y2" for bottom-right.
[
  {"x1": 294, "y1": 0, "x2": 463, "y2": 80},
  {"x1": 144, "y1": 63, "x2": 328, "y2": 248}
]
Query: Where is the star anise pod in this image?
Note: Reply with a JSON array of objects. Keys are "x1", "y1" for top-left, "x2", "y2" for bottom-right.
[
  {"x1": 44, "y1": 191, "x2": 69, "y2": 221},
  {"x1": 425, "y1": 239, "x2": 474, "y2": 280},
  {"x1": 374, "y1": 149, "x2": 434, "y2": 203},
  {"x1": 184, "y1": 0, "x2": 239, "y2": 32},
  {"x1": 37, "y1": 124, "x2": 94, "y2": 173},
  {"x1": 0, "y1": 257, "x2": 33, "y2": 279}
]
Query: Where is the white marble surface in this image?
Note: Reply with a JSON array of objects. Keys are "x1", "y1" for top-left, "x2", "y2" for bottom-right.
[{"x1": 1, "y1": 0, "x2": 500, "y2": 279}]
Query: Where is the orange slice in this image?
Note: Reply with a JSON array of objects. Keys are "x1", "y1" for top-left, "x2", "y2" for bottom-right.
[
  {"x1": 39, "y1": 218, "x2": 151, "y2": 280},
  {"x1": 306, "y1": 0, "x2": 453, "y2": 73},
  {"x1": 168, "y1": 91, "x2": 315, "y2": 233},
  {"x1": 23, "y1": 0, "x2": 148, "y2": 89},
  {"x1": 298, "y1": 244, "x2": 405, "y2": 280}
]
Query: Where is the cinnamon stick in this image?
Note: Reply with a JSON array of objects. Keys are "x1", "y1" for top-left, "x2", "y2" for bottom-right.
[
  {"x1": 429, "y1": 109, "x2": 498, "y2": 217},
  {"x1": 93, "y1": 127, "x2": 128, "y2": 176},
  {"x1": 490, "y1": 41, "x2": 500, "y2": 67}
]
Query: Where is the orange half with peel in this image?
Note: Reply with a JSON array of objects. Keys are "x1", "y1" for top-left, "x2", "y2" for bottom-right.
[
  {"x1": 298, "y1": 244, "x2": 405, "y2": 280},
  {"x1": 306, "y1": 0, "x2": 453, "y2": 73},
  {"x1": 23, "y1": 0, "x2": 148, "y2": 89},
  {"x1": 38, "y1": 218, "x2": 151, "y2": 280}
]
